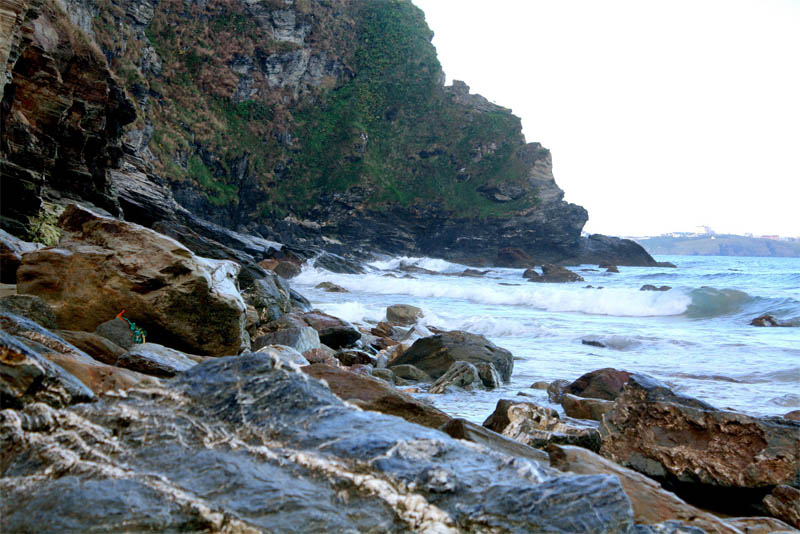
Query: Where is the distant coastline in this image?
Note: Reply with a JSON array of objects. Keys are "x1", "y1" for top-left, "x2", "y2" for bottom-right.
[{"x1": 635, "y1": 233, "x2": 800, "y2": 258}]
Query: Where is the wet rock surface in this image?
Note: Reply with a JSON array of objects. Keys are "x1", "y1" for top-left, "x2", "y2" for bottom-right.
[
  {"x1": 1, "y1": 352, "x2": 639, "y2": 533},
  {"x1": 116, "y1": 343, "x2": 197, "y2": 378},
  {"x1": 566, "y1": 368, "x2": 633, "y2": 401},
  {"x1": 0, "y1": 294, "x2": 57, "y2": 329},
  {"x1": 390, "y1": 330, "x2": 514, "y2": 382},
  {"x1": 599, "y1": 374, "x2": 800, "y2": 493},
  {"x1": 527, "y1": 264, "x2": 585, "y2": 283}
]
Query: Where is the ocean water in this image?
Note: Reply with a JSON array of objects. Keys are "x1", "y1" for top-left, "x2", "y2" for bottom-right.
[{"x1": 292, "y1": 255, "x2": 800, "y2": 423}]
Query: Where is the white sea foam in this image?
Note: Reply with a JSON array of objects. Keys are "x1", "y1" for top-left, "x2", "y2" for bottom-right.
[{"x1": 295, "y1": 265, "x2": 691, "y2": 317}]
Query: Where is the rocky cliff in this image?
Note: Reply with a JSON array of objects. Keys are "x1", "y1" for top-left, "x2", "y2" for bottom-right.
[{"x1": 1, "y1": 0, "x2": 657, "y2": 266}]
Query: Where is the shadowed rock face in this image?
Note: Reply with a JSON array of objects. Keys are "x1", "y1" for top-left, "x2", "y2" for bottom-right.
[{"x1": 0, "y1": 352, "x2": 638, "y2": 534}]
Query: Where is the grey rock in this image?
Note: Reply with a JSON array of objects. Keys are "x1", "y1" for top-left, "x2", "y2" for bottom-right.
[
  {"x1": 1, "y1": 352, "x2": 636, "y2": 533},
  {"x1": 386, "y1": 304, "x2": 423, "y2": 326},
  {"x1": 390, "y1": 330, "x2": 514, "y2": 383},
  {"x1": 94, "y1": 318, "x2": 136, "y2": 350},
  {"x1": 244, "y1": 274, "x2": 292, "y2": 324},
  {"x1": 315, "y1": 281, "x2": 347, "y2": 293},
  {"x1": 0, "y1": 295, "x2": 57, "y2": 329},
  {"x1": 0, "y1": 229, "x2": 42, "y2": 284},
  {"x1": 429, "y1": 361, "x2": 480, "y2": 394},
  {"x1": 370, "y1": 368, "x2": 395, "y2": 384},
  {"x1": 548, "y1": 379, "x2": 571, "y2": 403},
  {"x1": 0, "y1": 329, "x2": 94, "y2": 408},
  {"x1": 253, "y1": 326, "x2": 320, "y2": 354},
  {"x1": 290, "y1": 287, "x2": 312, "y2": 312},
  {"x1": 391, "y1": 364, "x2": 432, "y2": 383},
  {"x1": 254, "y1": 345, "x2": 309, "y2": 368},
  {"x1": 640, "y1": 285, "x2": 672, "y2": 292},
  {"x1": 477, "y1": 361, "x2": 502, "y2": 390},
  {"x1": 117, "y1": 343, "x2": 197, "y2": 378}
]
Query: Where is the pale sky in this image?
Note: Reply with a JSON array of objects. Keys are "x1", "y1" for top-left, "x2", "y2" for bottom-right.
[{"x1": 412, "y1": 0, "x2": 800, "y2": 237}]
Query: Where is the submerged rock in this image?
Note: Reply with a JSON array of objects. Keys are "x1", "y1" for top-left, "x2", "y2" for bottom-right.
[
  {"x1": 389, "y1": 330, "x2": 513, "y2": 382},
  {"x1": 750, "y1": 314, "x2": 791, "y2": 327},
  {"x1": 528, "y1": 264, "x2": 584, "y2": 283},
  {"x1": 640, "y1": 285, "x2": 672, "y2": 292},
  {"x1": 315, "y1": 281, "x2": 348, "y2": 293},
  {"x1": 1, "y1": 352, "x2": 637, "y2": 533}
]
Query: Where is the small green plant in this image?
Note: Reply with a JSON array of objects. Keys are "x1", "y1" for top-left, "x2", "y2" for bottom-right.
[
  {"x1": 27, "y1": 206, "x2": 62, "y2": 246},
  {"x1": 115, "y1": 310, "x2": 147, "y2": 344}
]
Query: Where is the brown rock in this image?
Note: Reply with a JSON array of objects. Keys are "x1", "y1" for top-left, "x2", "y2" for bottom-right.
[
  {"x1": 561, "y1": 393, "x2": 614, "y2": 421},
  {"x1": 1, "y1": 230, "x2": 42, "y2": 284},
  {"x1": 527, "y1": 264, "x2": 584, "y2": 283},
  {"x1": 301, "y1": 310, "x2": 361, "y2": 349},
  {"x1": 566, "y1": 367, "x2": 632, "y2": 400},
  {"x1": 605, "y1": 265, "x2": 620, "y2": 273},
  {"x1": 334, "y1": 349, "x2": 374, "y2": 367},
  {"x1": 750, "y1": 314, "x2": 791, "y2": 327},
  {"x1": 522, "y1": 268, "x2": 540, "y2": 280},
  {"x1": 640, "y1": 285, "x2": 672, "y2": 292},
  {"x1": 258, "y1": 259, "x2": 302, "y2": 279},
  {"x1": 386, "y1": 304, "x2": 423, "y2": 326},
  {"x1": 762, "y1": 486, "x2": 800, "y2": 528},
  {"x1": 440, "y1": 418, "x2": 550, "y2": 467},
  {"x1": 724, "y1": 516, "x2": 797, "y2": 534},
  {"x1": 547, "y1": 444, "x2": 744, "y2": 534},
  {"x1": 547, "y1": 379, "x2": 571, "y2": 403},
  {"x1": 530, "y1": 381, "x2": 550, "y2": 390},
  {"x1": 391, "y1": 364, "x2": 432, "y2": 382},
  {"x1": 302, "y1": 347, "x2": 340, "y2": 367},
  {"x1": 57, "y1": 330, "x2": 126, "y2": 365},
  {"x1": 17, "y1": 205, "x2": 247, "y2": 356},
  {"x1": 599, "y1": 374, "x2": 800, "y2": 489},
  {"x1": 315, "y1": 282, "x2": 348, "y2": 293},
  {"x1": 389, "y1": 330, "x2": 513, "y2": 382},
  {"x1": 785, "y1": 410, "x2": 800, "y2": 422},
  {"x1": 483, "y1": 399, "x2": 602, "y2": 452},
  {"x1": 301, "y1": 364, "x2": 451, "y2": 429},
  {"x1": 495, "y1": 248, "x2": 533, "y2": 268}
]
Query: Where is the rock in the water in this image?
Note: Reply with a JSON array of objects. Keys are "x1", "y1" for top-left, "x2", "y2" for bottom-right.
[
  {"x1": 389, "y1": 330, "x2": 514, "y2": 382},
  {"x1": 117, "y1": 343, "x2": 197, "y2": 378},
  {"x1": 582, "y1": 339, "x2": 607, "y2": 348},
  {"x1": 17, "y1": 205, "x2": 247, "y2": 356},
  {"x1": 484, "y1": 399, "x2": 603, "y2": 452},
  {"x1": 561, "y1": 393, "x2": 615, "y2": 422},
  {"x1": 528, "y1": 264, "x2": 585, "y2": 283},
  {"x1": 429, "y1": 361, "x2": 481, "y2": 394},
  {"x1": 762, "y1": 485, "x2": 800, "y2": 528},
  {"x1": 289, "y1": 287, "x2": 312, "y2": 312},
  {"x1": 57, "y1": 330, "x2": 126, "y2": 366},
  {"x1": 253, "y1": 326, "x2": 320, "y2": 354},
  {"x1": 640, "y1": 285, "x2": 672, "y2": 292},
  {"x1": 243, "y1": 274, "x2": 292, "y2": 324},
  {"x1": 386, "y1": 304, "x2": 424, "y2": 325},
  {"x1": 548, "y1": 444, "x2": 746, "y2": 534},
  {"x1": 531, "y1": 381, "x2": 550, "y2": 390},
  {"x1": 302, "y1": 310, "x2": 361, "y2": 349},
  {"x1": 0, "y1": 330, "x2": 94, "y2": 408},
  {"x1": 522, "y1": 268, "x2": 540, "y2": 280},
  {"x1": 495, "y1": 247, "x2": 534, "y2": 267},
  {"x1": 599, "y1": 374, "x2": 800, "y2": 490},
  {"x1": 477, "y1": 361, "x2": 502, "y2": 390},
  {"x1": 785, "y1": 410, "x2": 800, "y2": 421},
  {"x1": 391, "y1": 364, "x2": 433, "y2": 383},
  {"x1": 315, "y1": 281, "x2": 348, "y2": 293},
  {"x1": 0, "y1": 295, "x2": 57, "y2": 329},
  {"x1": 548, "y1": 379, "x2": 571, "y2": 403},
  {"x1": 566, "y1": 368, "x2": 632, "y2": 401},
  {"x1": 605, "y1": 265, "x2": 620, "y2": 273},
  {"x1": 750, "y1": 314, "x2": 791, "y2": 327}
]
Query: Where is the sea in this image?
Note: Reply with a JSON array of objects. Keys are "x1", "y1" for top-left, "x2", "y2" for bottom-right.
[{"x1": 292, "y1": 255, "x2": 800, "y2": 423}]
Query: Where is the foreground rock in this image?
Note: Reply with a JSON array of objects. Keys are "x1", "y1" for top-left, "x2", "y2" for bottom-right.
[
  {"x1": 599, "y1": 374, "x2": 800, "y2": 510},
  {"x1": 390, "y1": 330, "x2": 513, "y2": 382},
  {"x1": 1, "y1": 352, "x2": 639, "y2": 533},
  {"x1": 301, "y1": 363, "x2": 450, "y2": 429},
  {"x1": 484, "y1": 399, "x2": 602, "y2": 452},
  {"x1": 548, "y1": 444, "x2": 782, "y2": 534},
  {"x1": 116, "y1": 343, "x2": 197, "y2": 378},
  {"x1": 16, "y1": 205, "x2": 247, "y2": 356}
]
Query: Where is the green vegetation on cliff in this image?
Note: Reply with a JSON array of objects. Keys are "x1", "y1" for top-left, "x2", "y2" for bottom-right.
[{"x1": 90, "y1": 0, "x2": 536, "y2": 224}]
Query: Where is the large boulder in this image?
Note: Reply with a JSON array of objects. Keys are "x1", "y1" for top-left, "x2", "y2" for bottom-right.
[
  {"x1": 16, "y1": 205, "x2": 247, "y2": 356},
  {"x1": 1, "y1": 352, "x2": 637, "y2": 533},
  {"x1": 389, "y1": 330, "x2": 514, "y2": 382},
  {"x1": 599, "y1": 374, "x2": 800, "y2": 490},
  {"x1": 566, "y1": 368, "x2": 632, "y2": 401}
]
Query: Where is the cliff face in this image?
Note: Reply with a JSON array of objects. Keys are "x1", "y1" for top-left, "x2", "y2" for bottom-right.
[{"x1": 1, "y1": 0, "x2": 656, "y2": 266}]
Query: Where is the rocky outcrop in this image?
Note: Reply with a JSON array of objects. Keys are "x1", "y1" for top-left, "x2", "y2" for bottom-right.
[
  {"x1": 390, "y1": 330, "x2": 514, "y2": 382},
  {"x1": 527, "y1": 264, "x2": 585, "y2": 283},
  {"x1": 17, "y1": 205, "x2": 247, "y2": 356},
  {"x1": 1, "y1": 351, "x2": 640, "y2": 533},
  {"x1": 599, "y1": 374, "x2": 800, "y2": 511}
]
